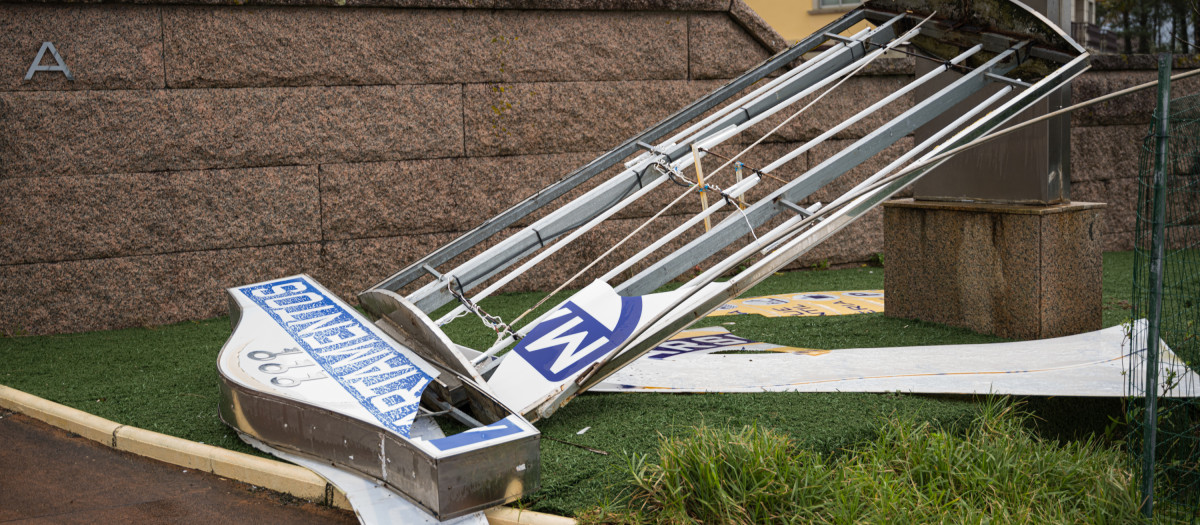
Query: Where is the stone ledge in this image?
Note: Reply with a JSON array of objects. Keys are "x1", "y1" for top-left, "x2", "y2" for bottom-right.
[
  {"x1": 4, "y1": 0, "x2": 730, "y2": 12},
  {"x1": 0, "y1": 0, "x2": 786, "y2": 59},
  {"x1": 729, "y1": 0, "x2": 787, "y2": 54}
]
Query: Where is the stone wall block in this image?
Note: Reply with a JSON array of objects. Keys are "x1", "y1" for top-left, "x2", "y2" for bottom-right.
[
  {"x1": 1039, "y1": 205, "x2": 1104, "y2": 336},
  {"x1": 1071, "y1": 71, "x2": 1154, "y2": 127},
  {"x1": 0, "y1": 244, "x2": 320, "y2": 335},
  {"x1": 316, "y1": 232, "x2": 462, "y2": 300},
  {"x1": 1071, "y1": 177, "x2": 1138, "y2": 251},
  {"x1": 164, "y1": 7, "x2": 687, "y2": 88},
  {"x1": 802, "y1": 137, "x2": 913, "y2": 206},
  {"x1": 0, "y1": 4, "x2": 163, "y2": 91},
  {"x1": 321, "y1": 151, "x2": 596, "y2": 240},
  {"x1": 790, "y1": 208, "x2": 883, "y2": 268},
  {"x1": 170, "y1": 84, "x2": 462, "y2": 171},
  {"x1": 689, "y1": 13, "x2": 769, "y2": 80},
  {"x1": 1071, "y1": 72, "x2": 1200, "y2": 127},
  {"x1": 485, "y1": 148, "x2": 655, "y2": 229},
  {"x1": 1103, "y1": 227, "x2": 1134, "y2": 253},
  {"x1": 463, "y1": 79, "x2": 722, "y2": 157},
  {"x1": 0, "y1": 90, "x2": 170, "y2": 178},
  {"x1": 0, "y1": 166, "x2": 319, "y2": 265},
  {"x1": 470, "y1": 10, "x2": 687, "y2": 83},
  {"x1": 1070, "y1": 125, "x2": 1143, "y2": 182},
  {"x1": 164, "y1": 7, "x2": 469, "y2": 88},
  {"x1": 489, "y1": 0, "x2": 727, "y2": 11},
  {"x1": 1, "y1": 84, "x2": 460, "y2": 178}
]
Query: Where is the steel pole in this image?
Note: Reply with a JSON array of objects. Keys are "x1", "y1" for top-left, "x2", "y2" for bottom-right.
[{"x1": 1141, "y1": 52, "x2": 1173, "y2": 519}]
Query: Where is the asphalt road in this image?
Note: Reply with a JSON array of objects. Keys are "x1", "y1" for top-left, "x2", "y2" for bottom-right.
[{"x1": 0, "y1": 409, "x2": 357, "y2": 524}]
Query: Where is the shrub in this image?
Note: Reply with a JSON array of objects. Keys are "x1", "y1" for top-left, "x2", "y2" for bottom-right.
[{"x1": 583, "y1": 399, "x2": 1141, "y2": 524}]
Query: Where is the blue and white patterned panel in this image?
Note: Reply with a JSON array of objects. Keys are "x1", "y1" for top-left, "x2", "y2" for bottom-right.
[{"x1": 239, "y1": 276, "x2": 433, "y2": 437}]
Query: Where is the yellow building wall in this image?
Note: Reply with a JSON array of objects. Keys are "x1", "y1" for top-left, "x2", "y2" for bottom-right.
[{"x1": 742, "y1": 0, "x2": 874, "y2": 44}]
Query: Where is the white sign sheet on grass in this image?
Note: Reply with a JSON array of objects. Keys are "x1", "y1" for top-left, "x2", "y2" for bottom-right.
[{"x1": 593, "y1": 322, "x2": 1200, "y2": 397}]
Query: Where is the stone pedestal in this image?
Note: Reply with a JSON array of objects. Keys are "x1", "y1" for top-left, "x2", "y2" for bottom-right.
[{"x1": 882, "y1": 199, "x2": 1106, "y2": 340}]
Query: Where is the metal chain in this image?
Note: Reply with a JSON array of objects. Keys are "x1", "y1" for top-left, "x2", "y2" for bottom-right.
[{"x1": 445, "y1": 280, "x2": 520, "y2": 342}]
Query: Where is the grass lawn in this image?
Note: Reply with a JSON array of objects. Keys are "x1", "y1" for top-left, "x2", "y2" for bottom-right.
[
  {"x1": 583, "y1": 400, "x2": 1140, "y2": 524},
  {"x1": 0, "y1": 252, "x2": 1137, "y2": 516}
]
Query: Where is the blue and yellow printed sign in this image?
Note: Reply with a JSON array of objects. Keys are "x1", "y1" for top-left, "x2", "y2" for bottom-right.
[{"x1": 707, "y1": 290, "x2": 884, "y2": 317}]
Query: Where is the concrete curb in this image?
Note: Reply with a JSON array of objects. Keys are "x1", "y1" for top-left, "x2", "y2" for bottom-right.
[{"x1": 0, "y1": 384, "x2": 575, "y2": 525}]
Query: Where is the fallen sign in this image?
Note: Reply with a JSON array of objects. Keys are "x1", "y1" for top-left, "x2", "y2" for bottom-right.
[
  {"x1": 643, "y1": 326, "x2": 825, "y2": 361},
  {"x1": 595, "y1": 322, "x2": 1200, "y2": 397},
  {"x1": 708, "y1": 290, "x2": 884, "y2": 317},
  {"x1": 217, "y1": 1, "x2": 1094, "y2": 520},
  {"x1": 217, "y1": 276, "x2": 539, "y2": 520}
]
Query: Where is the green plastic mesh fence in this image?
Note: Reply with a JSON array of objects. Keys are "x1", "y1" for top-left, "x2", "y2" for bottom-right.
[{"x1": 1128, "y1": 81, "x2": 1200, "y2": 521}]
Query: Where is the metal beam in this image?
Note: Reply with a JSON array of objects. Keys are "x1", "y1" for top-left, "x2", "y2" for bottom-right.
[
  {"x1": 560, "y1": 55, "x2": 1091, "y2": 416},
  {"x1": 402, "y1": 15, "x2": 903, "y2": 314},
  {"x1": 364, "y1": 9, "x2": 868, "y2": 296},
  {"x1": 615, "y1": 44, "x2": 1026, "y2": 297}
]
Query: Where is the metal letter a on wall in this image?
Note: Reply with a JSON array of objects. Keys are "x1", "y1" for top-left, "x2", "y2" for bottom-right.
[{"x1": 24, "y1": 42, "x2": 74, "y2": 81}]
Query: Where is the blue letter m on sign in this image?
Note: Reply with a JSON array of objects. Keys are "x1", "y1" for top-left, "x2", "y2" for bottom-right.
[{"x1": 512, "y1": 296, "x2": 642, "y2": 382}]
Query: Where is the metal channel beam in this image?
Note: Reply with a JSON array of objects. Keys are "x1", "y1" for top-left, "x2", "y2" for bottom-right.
[
  {"x1": 404, "y1": 21, "x2": 900, "y2": 314},
  {"x1": 615, "y1": 44, "x2": 1026, "y2": 297},
  {"x1": 403, "y1": 17, "x2": 899, "y2": 315},
  {"x1": 648, "y1": 19, "x2": 901, "y2": 165},
  {"x1": 366, "y1": 9, "x2": 867, "y2": 296},
  {"x1": 558, "y1": 55, "x2": 1091, "y2": 416}
]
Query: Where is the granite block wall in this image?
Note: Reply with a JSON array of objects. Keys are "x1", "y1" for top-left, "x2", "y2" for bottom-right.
[
  {"x1": 0, "y1": 0, "x2": 1178, "y2": 335},
  {"x1": 1069, "y1": 56, "x2": 1200, "y2": 252},
  {"x1": 1, "y1": 0, "x2": 812, "y2": 334}
]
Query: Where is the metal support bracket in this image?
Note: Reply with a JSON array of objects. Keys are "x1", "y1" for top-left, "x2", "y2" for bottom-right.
[
  {"x1": 778, "y1": 199, "x2": 815, "y2": 217},
  {"x1": 986, "y1": 72, "x2": 1033, "y2": 88}
]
